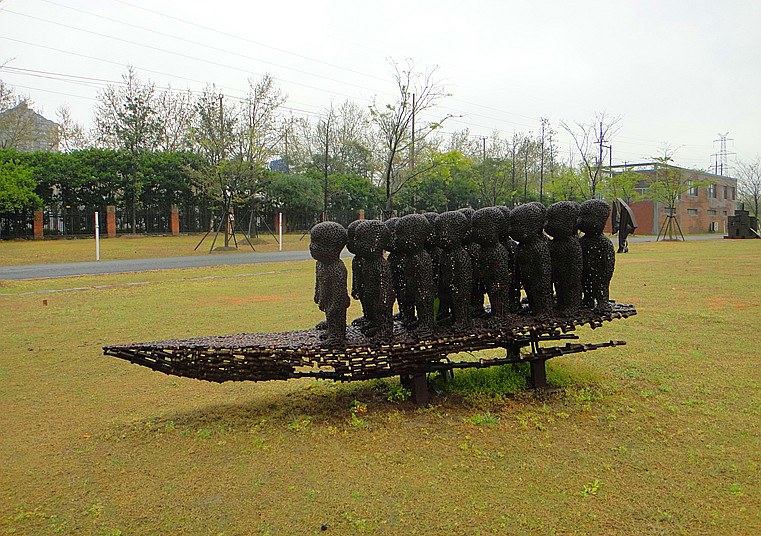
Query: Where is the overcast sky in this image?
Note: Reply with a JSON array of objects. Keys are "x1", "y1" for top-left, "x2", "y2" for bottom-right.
[{"x1": 1, "y1": 0, "x2": 759, "y2": 174}]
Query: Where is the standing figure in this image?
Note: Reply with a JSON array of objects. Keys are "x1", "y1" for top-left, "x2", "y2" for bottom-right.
[
  {"x1": 395, "y1": 214, "x2": 435, "y2": 338},
  {"x1": 509, "y1": 203, "x2": 553, "y2": 317},
  {"x1": 385, "y1": 217, "x2": 415, "y2": 326},
  {"x1": 435, "y1": 210, "x2": 472, "y2": 327},
  {"x1": 578, "y1": 199, "x2": 616, "y2": 313},
  {"x1": 353, "y1": 220, "x2": 395, "y2": 339},
  {"x1": 459, "y1": 207, "x2": 487, "y2": 317},
  {"x1": 496, "y1": 205, "x2": 522, "y2": 310},
  {"x1": 422, "y1": 212, "x2": 442, "y2": 308},
  {"x1": 310, "y1": 222, "x2": 351, "y2": 346},
  {"x1": 347, "y1": 219, "x2": 367, "y2": 326},
  {"x1": 471, "y1": 207, "x2": 515, "y2": 319},
  {"x1": 545, "y1": 201, "x2": 583, "y2": 314}
]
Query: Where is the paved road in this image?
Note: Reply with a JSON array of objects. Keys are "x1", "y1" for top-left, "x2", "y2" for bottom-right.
[
  {"x1": 0, "y1": 234, "x2": 724, "y2": 281},
  {"x1": 0, "y1": 250, "x2": 320, "y2": 280}
]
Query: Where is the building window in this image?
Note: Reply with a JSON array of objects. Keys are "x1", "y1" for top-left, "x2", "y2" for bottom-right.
[
  {"x1": 731, "y1": 187, "x2": 736, "y2": 200},
  {"x1": 707, "y1": 184, "x2": 716, "y2": 198},
  {"x1": 687, "y1": 208, "x2": 698, "y2": 215},
  {"x1": 686, "y1": 179, "x2": 698, "y2": 196},
  {"x1": 723, "y1": 210, "x2": 728, "y2": 216},
  {"x1": 723, "y1": 185, "x2": 728, "y2": 199},
  {"x1": 709, "y1": 222, "x2": 718, "y2": 232},
  {"x1": 707, "y1": 209, "x2": 717, "y2": 216}
]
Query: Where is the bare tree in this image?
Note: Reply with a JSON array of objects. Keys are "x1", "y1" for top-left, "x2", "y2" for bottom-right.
[
  {"x1": 93, "y1": 66, "x2": 160, "y2": 153},
  {"x1": 191, "y1": 84, "x2": 237, "y2": 166},
  {"x1": 561, "y1": 111, "x2": 621, "y2": 199},
  {"x1": 155, "y1": 87, "x2": 195, "y2": 152},
  {"x1": 737, "y1": 158, "x2": 761, "y2": 226},
  {"x1": 56, "y1": 105, "x2": 89, "y2": 152},
  {"x1": 237, "y1": 73, "x2": 286, "y2": 166},
  {"x1": 370, "y1": 58, "x2": 451, "y2": 217}
]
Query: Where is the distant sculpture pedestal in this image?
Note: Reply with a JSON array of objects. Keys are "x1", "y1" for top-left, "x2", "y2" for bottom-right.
[
  {"x1": 33, "y1": 211, "x2": 44, "y2": 240},
  {"x1": 106, "y1": 206, "x2": 116, "y2": 238}
]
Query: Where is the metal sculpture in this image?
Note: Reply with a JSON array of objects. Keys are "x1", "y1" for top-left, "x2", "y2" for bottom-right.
[
  {"x1": 578, "y1": 200, "x2": 616, "y2": 313},
  {"x1": 471, "y1": 207, "x2": 516, "y2": 319},
  {"x1": 509, "y1": 202, "x2": 553, "y2": 317},
  {"x1": 395, "y1": 214, "x2": 435, "y2": 338},
  {"x1": 310, "y1": 221, "x2": 350, "y2": 346},
  {"x1": 545, "y1": 201, "x2": 583, "y2": 315},
  {"x1": 459, "y1": 208, "x2": 487, "y2": 318},
  {"x1": 611, "y1": 198, "x2": 638, "y2": 253},
  {"x1": 353, "y1": 220, "x2": 395, "y2": 339},
  {"x1": 434, "y1": 210, "x2": 473, "y2": 327},
  {"x1": 105, "y1": 201, "x2": 637, "y2": 405}
]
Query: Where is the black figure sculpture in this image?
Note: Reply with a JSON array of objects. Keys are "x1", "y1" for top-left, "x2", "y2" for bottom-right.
[
  {"x1": 459, "y1": 207, "x2": 487, "y2": 317},
  {"x1": 353, "y1": 220, "x2": 395, "y2": 339},
  {"x1": 385, "y1": 217, "x2": 414, "y2": 326},
  {"x1": 545, "y1": 201, "x2": 583, "y2": 314},
  {"x1": 611, "y1": 198, "x2": 638, "y2": 253},
  {"x1": 496, "y1": 205, "x2": 522, "y2": 311},
  {"x1": 434, "y1": 210, "x2": 472, "y2": 327},
  {"x1": 578, "y1": 199, "x2": 616, "y2": 313},
  {"x1": 395, "y1": 214, "x2": 435, "y2": 338},
  {"x1": 509, "y1": 203, "x2": 553, "y2": 317},
  {"x1": 346, "y1": 219, "x2": 367, "y2": 327},
  {"x1": 310, "y1": 222, "x2": 351, "y2": 346},
  {"x1": 471, "y1": 207, "x2": 515, "y2": 319},
  {"x1": 422, "y1": 212, "x2": 441, "y2": 308}
]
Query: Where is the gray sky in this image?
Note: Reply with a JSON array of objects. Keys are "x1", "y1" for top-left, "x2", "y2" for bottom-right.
[{"x1": 1, "y1": 0, "x2": 759, "y2": 173}]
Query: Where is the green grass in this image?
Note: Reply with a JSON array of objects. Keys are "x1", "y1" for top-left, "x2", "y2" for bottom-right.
[
  {"x1": 1, "y1": 239, "x2": 760, "y2": 535},
  {"x1": 0, "y1": 232, "x2": 310, "y2": 266}
]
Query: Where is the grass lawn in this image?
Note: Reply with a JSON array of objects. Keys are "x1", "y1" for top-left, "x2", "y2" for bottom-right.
[
  {"x1": 0, "y1": 232, "x2": 311, "y2": 266},
  {"x1": 1, "y1": 239, "x2": 759, "y2": 535}
]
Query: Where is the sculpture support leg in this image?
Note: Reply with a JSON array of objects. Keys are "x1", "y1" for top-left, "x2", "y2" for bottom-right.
[
  {"x1": 530, "y1": 359, "x2": 548, "y2": 390},
  {"x1": 410, "y1": 373, "x2": 430, "y2": 406}
]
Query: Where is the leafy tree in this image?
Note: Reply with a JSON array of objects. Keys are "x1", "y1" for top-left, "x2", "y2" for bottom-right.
[
  {"x1": 601, "y1": 168, "x2": 641, "y2": 205},
  {"x1": 0, "y1": 159, "x2": 42, "y2": 212},
  {"x1": 56, "y1": 105, "x2": 89, "y2": 152},
  {"x1": 236, "y1": 73, "x2": 286, "y2": 165},
  {"x1": 155, "y1": 87, "x2": 195, "y2": 152}
]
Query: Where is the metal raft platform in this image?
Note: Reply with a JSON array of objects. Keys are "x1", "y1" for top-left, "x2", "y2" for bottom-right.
[{"x1": 103, "y1": 303, "x2": 636, "y2": 402}]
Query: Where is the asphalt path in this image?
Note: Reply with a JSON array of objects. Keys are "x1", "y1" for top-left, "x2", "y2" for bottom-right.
[{"x1": 0, "y1": 234, "x2": 723, "y2": 281}]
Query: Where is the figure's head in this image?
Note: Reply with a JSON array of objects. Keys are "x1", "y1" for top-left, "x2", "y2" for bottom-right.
[
  {"x1": 458, "y1": 207, "x2": 476, "y2": 244},
  {"x1": 496, "y1": 206, "x2": 512, "y2": 241},
  {"x1": 578, "y1": 199, "x2": 611, "y2": 236},
  {"x1": 346, "y1": 219, "x2": 363, "y2": 255},
  {"x1": 471, "y1": 207, "x2": 505, "y2": 247},
  {"x1": 509, "y1": 203, "x2": 546, "y2": 243},
  {"x1": 545, "y1": 201, "x2": 580, "y2": 239},
  {"x1": 384, "y1": 217, "x2": 400, "y2": 253},
  {"x1": 422, "y1": 212, "x2": 439, "y2": 250},
  {"x1": 395, "y1": 213, "x2": 432, "y2": 254},
  {"x1": 310, "y1": 221, "x2": 347, "y2": 263},
  {"x1": 435, "y1": 210, "x2": 468, "y2": 250},
  {"x1": 353, "y1": 220, "x2": 390, "y2": 259}
]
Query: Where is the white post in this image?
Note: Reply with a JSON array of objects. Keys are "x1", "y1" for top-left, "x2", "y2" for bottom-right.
[
  {"x1": 95, "y1": 211, "x2": 100, "y2": 261},
  {"x1": 279, "y1": 212, "x2": 283, "y2": 251}
]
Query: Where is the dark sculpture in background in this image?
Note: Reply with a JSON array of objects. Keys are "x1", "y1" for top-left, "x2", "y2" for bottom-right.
[
  {"x1": 309, "y1": 222, "x2": 351, "y2": 346},
  {"x1": 611, "y1": 198, "x2": 638, "y2": 253},
  {"x1": 578, "y1": 200, "x2": 616, "y2": 313}
]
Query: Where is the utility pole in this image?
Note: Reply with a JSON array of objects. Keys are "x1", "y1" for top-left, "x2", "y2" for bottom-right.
[{"x1": 410, "y1": 93, "x2": 416, "y2": 169}]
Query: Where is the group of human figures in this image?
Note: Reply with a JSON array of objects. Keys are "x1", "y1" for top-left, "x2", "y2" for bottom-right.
[{"x1": 310, "y1": 199, "x2": 616, "y2": 346}]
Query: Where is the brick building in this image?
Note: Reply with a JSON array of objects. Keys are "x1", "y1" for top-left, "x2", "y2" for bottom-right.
[
  {"x1": 608, "y1": 163, "x2": 737, "y2": 235},
  {"x1": 0, "y1": 101, "x2": 59, "y2": 153}
]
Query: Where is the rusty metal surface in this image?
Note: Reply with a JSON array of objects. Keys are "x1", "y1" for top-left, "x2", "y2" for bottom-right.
[{"x1": 103, "y1": 302, "x2": 636, "y2": 383}]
